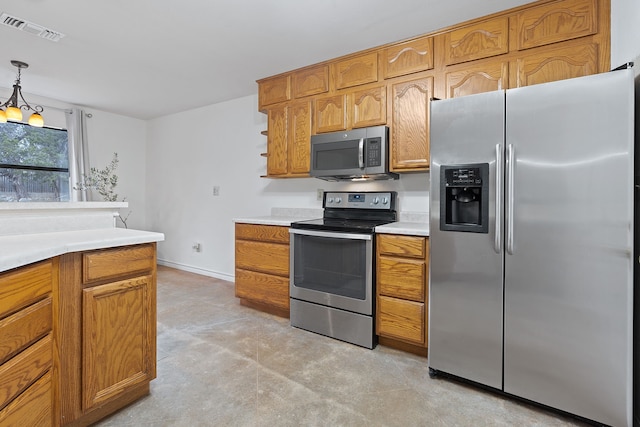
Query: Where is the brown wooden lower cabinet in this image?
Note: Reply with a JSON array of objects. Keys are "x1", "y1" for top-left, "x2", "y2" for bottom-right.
[
  {"x1": 235, "y1": 223, "x2": 290, "y2": 317},
  {"x1": 57, "y1": 243, "x2": 157, "y2": 426},
  {"x1": 0, "y1": 259, "x2": 56, "y2": 426},
  {"x1": 376, "y1": 234, "x2": 429, "y2": 356},
  {"x1": 0, "y1": 242, "x2": 159, "y2": 427}
]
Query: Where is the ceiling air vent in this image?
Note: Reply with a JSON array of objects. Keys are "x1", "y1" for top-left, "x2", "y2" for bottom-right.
[{"x1": 0, "y1": 12, "x2": 65, "y2": 42}]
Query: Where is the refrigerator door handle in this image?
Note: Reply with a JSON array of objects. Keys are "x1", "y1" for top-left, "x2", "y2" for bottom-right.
[
  {"x1": 506, "y1": 144, "x2": 515, "y2": 255},
  {"x1": 494, "y1": 144, "x2": 502, "y2": 253}
]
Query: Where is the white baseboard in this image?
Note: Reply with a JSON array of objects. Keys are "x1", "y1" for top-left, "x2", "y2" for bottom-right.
[{"x1": 157, "y1": 259, "x2": 235, "y2": 282}]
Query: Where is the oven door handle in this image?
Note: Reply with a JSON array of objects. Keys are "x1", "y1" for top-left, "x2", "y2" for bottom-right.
[{"x1": 289, "y1": 228, "x2": 372, "y2": 241}]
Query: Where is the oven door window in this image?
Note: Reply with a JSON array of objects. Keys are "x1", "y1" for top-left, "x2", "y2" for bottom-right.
[{"x1": 292, "y1": 233, "x2": 370, "y2": 300}]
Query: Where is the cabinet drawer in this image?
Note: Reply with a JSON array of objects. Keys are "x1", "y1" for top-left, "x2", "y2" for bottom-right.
[
  {"x1": 377, "y1": 234, "x2": 426, "y2": 258},
  {"x1": 235, "y1": 268, "x2": 290, "y2": 310},
  {"x1": 378, "y1": 257, "x2": 425, "y2": 302},
  {"x1": 515, "y1": 0, "x2": 597, "y2": 51},
  {"x1": 83, "y1": 244, "x2": 155, "y2": 283},
  {"x1": 444, "y1": 17, "x2": 509, "y2": 65},
  {"x1": 0, "y1": 370, "x2": 51, "y2": 426},
  {"x1": 0, "y1": 298, "x2": 52, "y2": 365},
  {"x1": 0, "y1": 260, "x2": 52, "y2": 319},
  {"x1": 235, "y1": 240, "x2": 289, "y2": 277},
  {"x1": 258, "y1": 74, "x2": 291, "y2": 111},
  {"x1": 0, "y1": 334, "x2": 52, "y2": 410},
  {"x1": 382, "y1": 36, "x2": 434, "y2": 79},
  {"x1": 377, "y1": 296, "x2": 425, "y2": 346},
  {"x1": 293, "y1": 65, "x2": 329, "y2": 98},
  {"x1": 235, "y1": 224, "x2": 290, "y2": 244},
  {"x1": 334, "y1": 52, "x2": 378, "y2": 89}
]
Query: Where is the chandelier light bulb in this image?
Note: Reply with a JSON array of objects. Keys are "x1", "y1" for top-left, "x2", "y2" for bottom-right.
[
  {"x1": 5, "y1": 106, "x2": 22, "y2": 122},
  {"x1": 28, "y1": 112, "x2": 44, "y2": 127}
]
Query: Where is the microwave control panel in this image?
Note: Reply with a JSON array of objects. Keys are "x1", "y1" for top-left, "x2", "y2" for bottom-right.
[{"x1": 366, "y1": 138, "x2": 382, "y2": 167}]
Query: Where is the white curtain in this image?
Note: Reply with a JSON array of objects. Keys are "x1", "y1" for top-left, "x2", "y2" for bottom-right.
[{"x1": 66, "y1": 108, "x2": 91, "y2": 201}]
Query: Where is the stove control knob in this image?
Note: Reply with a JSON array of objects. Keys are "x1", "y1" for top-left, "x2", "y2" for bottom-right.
[
  {"x1": 372, "y1": 197, "x2": 380, "y2": 205},
  {"x1": 327, "y1": 197, "x2": 334, "y2": 204},
  {"x1": 382, "y1": 197, "x2": 389, "y2": 205},
  {"x1": 335, "y1": 197, "x2": 342, "y2": 204}
]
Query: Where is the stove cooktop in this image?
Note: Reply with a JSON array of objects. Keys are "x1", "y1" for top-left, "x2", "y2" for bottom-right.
[
  {"x1": 290, "y1": 217, "x2": 395, "y2": 233},
  {"x1": 291, "y1": 191, "x2": 398, "y2": 233}
]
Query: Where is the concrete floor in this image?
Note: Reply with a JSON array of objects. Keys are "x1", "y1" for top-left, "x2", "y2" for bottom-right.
[{"x1": 95, "y1": 265, "x2": 587, "y2": 426}]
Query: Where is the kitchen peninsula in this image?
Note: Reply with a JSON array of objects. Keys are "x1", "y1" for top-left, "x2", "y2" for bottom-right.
[{"x1": 0, "y1": 202, "x2": 164, "y2": 426}]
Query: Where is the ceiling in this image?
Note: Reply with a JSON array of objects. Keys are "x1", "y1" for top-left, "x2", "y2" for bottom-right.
[{"x1": 0, "y1": 0, "x2": 533, "y2": 120}]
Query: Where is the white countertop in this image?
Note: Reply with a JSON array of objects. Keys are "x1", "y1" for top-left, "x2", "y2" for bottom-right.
[
  {"x1": 233, "y1": 215, "x2": 313, "y2": 227},
  {"x1": 0, "y1": 228, "x2": 165, "y2": 273},
  {"x1": 376, "y1": 221, "x2": 429, "y2": 236}
]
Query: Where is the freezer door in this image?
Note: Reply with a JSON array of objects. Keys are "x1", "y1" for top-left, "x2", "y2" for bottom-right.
[
  {"x1": 504, "y1": 69, "x2": 634, "y2": 427},
  {"x1": 429, "y1": 90, "x2": 505, "y2": 389}
]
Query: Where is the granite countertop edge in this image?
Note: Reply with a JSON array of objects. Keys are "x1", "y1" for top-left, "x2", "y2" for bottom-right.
[{"x1": 0, "y1": 228, "x2": 165, "y2": 273}]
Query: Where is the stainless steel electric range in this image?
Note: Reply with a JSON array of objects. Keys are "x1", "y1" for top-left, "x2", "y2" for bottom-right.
[{"x1": 289, "y1": 191, "x2": 397, "y2": 349}]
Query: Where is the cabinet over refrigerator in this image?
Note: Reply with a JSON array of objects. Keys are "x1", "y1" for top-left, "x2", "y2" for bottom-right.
[{"x1": 428, "y1": 66, "x2": 635, "y2": 426}]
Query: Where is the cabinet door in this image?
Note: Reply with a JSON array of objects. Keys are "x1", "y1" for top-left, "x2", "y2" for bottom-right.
[
  {"x1": 334, "y1": 52, "x2": 378, "y2": 90},
  {"x1": 315, "y1": 94, "x2": 347, "y2": 133},
  {"x1": 258, "y1": 75, "x2": 291, "y2": 112},
  {"x1": 288, "y1": 100, "x2": 312, "y2": 175},
  {"x1": 267, "y1": 106, "x2": 288, "y2": 176},
  {"x1": 514, "y1": 0, "x2": 597, "y2": 51},
  {"x1": 82, "y1": 275, "x2": 155, "y2": 411},
  {"x1": 445, "y1": 58, "x2": 509, "y2": 98},
  {"x1": 510, "y1": 40, "x2": 598, "y2": 88},
  {"x1": 351, "y1": 85, "x2": 386, "y2": 129},
  {"x1": 389, "y1": 77, "x2": 433, "y2": 171},
  {"x1": 443, "y1": 17, "x2": 509, "y2": 65},
  {"x1": 382, "y1": 36, "x2": 434, "y2": 79},
  {"x1": 293, "y1": 65, "x2": 329, "y2": 98}
]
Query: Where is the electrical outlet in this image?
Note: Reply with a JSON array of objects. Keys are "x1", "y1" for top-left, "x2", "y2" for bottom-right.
[
  {"x1": 192, "y1": 242, "x2": 201, "y2": 252},
  {"x1": 213, "y1": 186, "x2": 220, "y2": 196},
  {"x1": 317, "y1": 188, "x2": 324, "y2": 201}
]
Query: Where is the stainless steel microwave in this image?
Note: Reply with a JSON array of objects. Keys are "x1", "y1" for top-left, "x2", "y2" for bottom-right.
[{"x1": 309, "y1": 126, "x2": 398, "y2": 181}]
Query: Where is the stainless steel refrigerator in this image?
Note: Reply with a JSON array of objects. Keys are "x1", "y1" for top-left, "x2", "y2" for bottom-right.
[{"x1": 428, "y1": 67, "x2": 635, "y2": 426}]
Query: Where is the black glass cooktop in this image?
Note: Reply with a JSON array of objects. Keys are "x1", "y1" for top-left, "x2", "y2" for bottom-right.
[{"x1": 291, "y1": 217, "x2": 396, "y2": 233}]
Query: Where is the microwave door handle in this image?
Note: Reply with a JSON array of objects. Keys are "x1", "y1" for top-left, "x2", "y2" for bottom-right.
[{"x1": 358, "y1": 138, "x2": 365, "y2": 169}]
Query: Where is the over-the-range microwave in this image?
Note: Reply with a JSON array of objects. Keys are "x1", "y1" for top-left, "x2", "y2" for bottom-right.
[{"x1": 309, "y1": 125, "x2": 398, "y2": 181}]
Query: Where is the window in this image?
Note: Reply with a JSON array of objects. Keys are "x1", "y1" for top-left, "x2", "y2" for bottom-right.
[{"x1": 0, "y1": 121, "x2": 70, "y2": 202}]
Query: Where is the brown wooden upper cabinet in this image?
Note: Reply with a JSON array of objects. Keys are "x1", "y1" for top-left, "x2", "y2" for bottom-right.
[
  {"x1": 510, "y1": 39, "x2": 599, "y2": 88},
  {"x1": 443, "y1": 17, "x2": 509, "y2": 65},
  {"x1": 256, "y1": 0, "x2": 610, "y2": 177},
  {"x1": 444, "y1": 58, "x2": 509, "y2": 98},
  {"x1": 266, "y1": 101, "x2": 312, "y2": 176},
  {"x1": 334, "y1": 52, "x2": 379, "y2": 90},
  {"x1": 293, "y1": 65, "x2": 329, "y2": 98},
  {"x1": 381, "y1": 36, "x2": 434, "y2": 79},
  {"x1": 389, "y1": 76, "x2": 433, "y2": 171},
  {"x1": 258, "y1": 75, "x2": 291, "y2": 112},
  {"x1": 514, "y1": 0, "x2": 598, "y2": 51},
  {"x1": 315, "y1": 94, "x2": 347, "y2": 133},
  {"x1": 351, "y1": 84, "x2": 387, "y2": 129}
]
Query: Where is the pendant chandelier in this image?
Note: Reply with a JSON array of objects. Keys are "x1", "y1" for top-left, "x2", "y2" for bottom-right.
[{"x1": 0, "y1": 60, "x2": 44, "y2": 127}]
